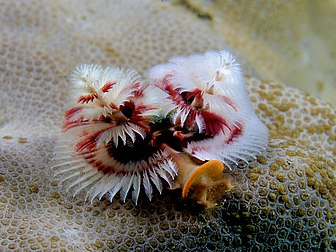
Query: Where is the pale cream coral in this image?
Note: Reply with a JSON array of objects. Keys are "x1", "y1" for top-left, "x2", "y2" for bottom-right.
[{"x1": 0, "y1": 0, "x2": 335, "y2": 251}]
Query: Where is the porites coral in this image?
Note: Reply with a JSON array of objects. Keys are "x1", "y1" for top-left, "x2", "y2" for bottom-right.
[{"x1": 0, "y1": 0, "x2": 335, "y2": 251}]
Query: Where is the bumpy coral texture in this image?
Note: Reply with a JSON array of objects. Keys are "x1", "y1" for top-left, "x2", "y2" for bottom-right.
[
  {"x1": 181, "y1": 0, "x2": 336, "y2": 105},
  {"x1": 0, "y1": 1, "x2": 335, "y2": 251}
]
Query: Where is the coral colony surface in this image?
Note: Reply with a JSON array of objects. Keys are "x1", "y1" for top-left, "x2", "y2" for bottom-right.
[
  {"x1": 53, "y1": 50, "x2": 268, "y2": 208},
  {"x1": 1, "y1": 1, "x2": 335, "y2": 251}
]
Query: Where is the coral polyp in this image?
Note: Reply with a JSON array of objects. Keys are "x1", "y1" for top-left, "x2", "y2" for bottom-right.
[{"x1": 53, "y1": 50, "x2": 268, "y2": 207}]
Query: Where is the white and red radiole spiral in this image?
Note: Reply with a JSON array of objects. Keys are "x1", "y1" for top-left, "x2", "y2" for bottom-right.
[{"x1": 52, "y1": 50, "x2": 268, "y2": 207}]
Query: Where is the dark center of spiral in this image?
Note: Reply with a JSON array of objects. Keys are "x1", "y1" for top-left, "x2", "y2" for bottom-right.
[{"x1": 107, "y1": 134, "x2": 157, "y2": 164}]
